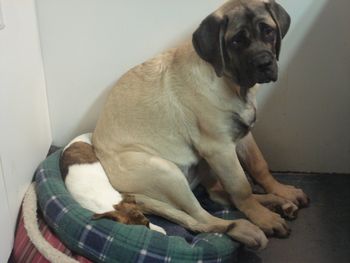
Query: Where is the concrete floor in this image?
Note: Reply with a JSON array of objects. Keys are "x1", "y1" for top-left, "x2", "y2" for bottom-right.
[{"x1": 238, "y1": 173, "x2": 350, "y2": 263}]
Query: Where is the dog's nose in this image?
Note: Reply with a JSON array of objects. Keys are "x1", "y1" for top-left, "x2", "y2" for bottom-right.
[{"x1": 250, "y1": 53, "x2": 273, "y2": 71}]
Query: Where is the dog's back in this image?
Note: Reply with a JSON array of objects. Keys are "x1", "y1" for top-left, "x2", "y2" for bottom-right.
[{"x1": 92, "y1": 43, "x2": 205, "y2": 178}]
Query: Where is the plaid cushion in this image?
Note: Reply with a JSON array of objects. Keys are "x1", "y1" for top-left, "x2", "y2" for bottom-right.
[{"x1": 35, "y1": 150, "x2": 241, "y2": 263}]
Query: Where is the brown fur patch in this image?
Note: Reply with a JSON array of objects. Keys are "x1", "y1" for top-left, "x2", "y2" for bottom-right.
[
  {"x1": 92, "y1": 197, "x2": 150, "y2": 227},
  {"x1": 60, "y1": 142, "x2": 99, "y2": 180}
]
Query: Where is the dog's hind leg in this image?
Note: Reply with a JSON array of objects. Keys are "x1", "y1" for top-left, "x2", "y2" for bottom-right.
[
  {"x1": 133, "y1": 193, "x2": 268, "y2": 250},
  {"x1": 101, "y1": 151, "x2": 268, "y2": 250},
  {"x1": 132, "y1": 193, "x2": 220, "y2": 233}
]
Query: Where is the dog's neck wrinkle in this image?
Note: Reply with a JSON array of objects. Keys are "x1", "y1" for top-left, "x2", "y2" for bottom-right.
[{"x1": 221, "y1": 61, "x2": 257, "y2": 101}]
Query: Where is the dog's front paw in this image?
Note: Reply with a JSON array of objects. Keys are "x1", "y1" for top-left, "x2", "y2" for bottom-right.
[
  {"x1": 269, "y1": 182, "x2": 310, "y2": 208},
  {"x1": 227, "y1": 219, "x2": 268, "y2": 250},
  {"x1": 248, "y1": 206, "x2": 291, "y2": 238},
  {"x1": 260, "y1": 193, "x2": 299, "y2": 220},
  {"x1": 280, "y1": 200, "x2": 298, "y2": 220}
]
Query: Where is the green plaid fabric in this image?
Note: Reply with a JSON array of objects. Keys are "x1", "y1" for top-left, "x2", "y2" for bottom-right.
[{"x1": 35, "y1": 150, "x2": 240, "y2": 263}]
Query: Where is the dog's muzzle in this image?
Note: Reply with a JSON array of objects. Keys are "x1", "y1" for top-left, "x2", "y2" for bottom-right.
[{"x1": 250, "y1": 52, "x2": 278, "y2": 83}]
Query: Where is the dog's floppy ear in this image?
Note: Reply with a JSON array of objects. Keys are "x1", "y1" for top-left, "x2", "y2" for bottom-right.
[
  {"x1": 192, "y1": 14, "x2": 229, "y2": 77},
  {"x1": 265, "y1": 1, "x2": 291, "y2": 60}
]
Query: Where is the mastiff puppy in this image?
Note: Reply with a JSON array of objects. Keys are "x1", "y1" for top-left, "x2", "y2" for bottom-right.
[{"x1": 93, "y1": 0, "x2": 309, "y2": 250}]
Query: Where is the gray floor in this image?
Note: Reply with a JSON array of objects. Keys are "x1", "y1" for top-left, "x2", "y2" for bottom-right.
[{"x1": 238, "y1": 173, "x2": 350, "y2": 263}]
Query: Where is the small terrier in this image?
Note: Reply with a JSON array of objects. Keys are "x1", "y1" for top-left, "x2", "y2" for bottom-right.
[{"x1": 60, "y1": 133, "x2": 166, "y2": 234}]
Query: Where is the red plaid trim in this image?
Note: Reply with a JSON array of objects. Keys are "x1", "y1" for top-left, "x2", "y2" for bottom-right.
[{"x1": 12, "y1": 209, "x2": 92, "y2": 263}]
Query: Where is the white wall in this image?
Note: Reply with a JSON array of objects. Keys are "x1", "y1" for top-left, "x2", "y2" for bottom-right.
[
  {"x1": 0, "y1": 160, "x2": 12, "y2": 263},
  {"x1": 36, "y1": 0, "x2": 350, "y2": 173},
  {"x1": 35, "y1": 0, "x2": 224, "y2": 146},
  {"x1": 0, "y1": 0, "x2": 52, "y2": 261}
]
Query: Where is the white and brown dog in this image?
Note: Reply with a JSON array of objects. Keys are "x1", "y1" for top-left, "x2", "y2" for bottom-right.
[
  {"x1": 68, "y1": 0, "x2": 309, "y2": 250},
  {"x1": 60, "y1": 133, "x2": 166, "y2": 234}
]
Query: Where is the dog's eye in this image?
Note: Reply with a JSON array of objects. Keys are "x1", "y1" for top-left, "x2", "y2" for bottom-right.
[
  {"x1": 260, "y1": 23, "x2": 276, "y2": 41},
  {"x1": 232, "y1": 31, "x2": 249, "y2": 47},
  {"x1": 264, "y1": 27, "x2": 274, "y2": 37}
]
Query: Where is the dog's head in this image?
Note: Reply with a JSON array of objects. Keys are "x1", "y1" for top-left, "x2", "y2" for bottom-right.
[
  {"x1": 193, "y1": 0, "x2": 290, "y2": 89},
  {"x1": 92, "y1": 196, "x2": 150, "y2": 227}
]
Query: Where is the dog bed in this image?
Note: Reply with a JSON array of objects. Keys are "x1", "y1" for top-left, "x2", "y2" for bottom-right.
[
  {"x1": 12, "y1": 187, "x2": 92, "y2": 263},
  {"x1": 34, "y1": 149, "x2": 242, "y2": 263}
]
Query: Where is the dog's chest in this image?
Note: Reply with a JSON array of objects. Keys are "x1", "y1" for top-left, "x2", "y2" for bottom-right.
[{"x1": 231, "y1": 99, "x2": 257, "y2": 140}]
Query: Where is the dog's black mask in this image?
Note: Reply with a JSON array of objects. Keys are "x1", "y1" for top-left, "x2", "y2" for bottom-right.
[{"x1": 193, "y1": 0, "x2": 291, "y2": 89}]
